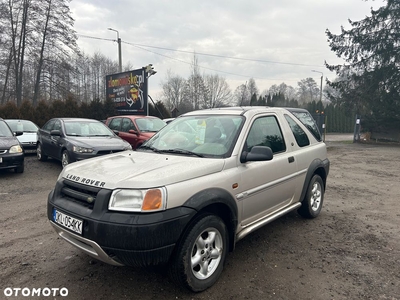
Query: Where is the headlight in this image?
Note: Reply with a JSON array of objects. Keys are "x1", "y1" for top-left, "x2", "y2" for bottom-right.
[
  {"x1": 109, "y1": 188, "x2": 167, "y2": 212},
  {"x1": 73, "y1": 146, "x2": 93, "y2": 153},
  {"x1": 9, "y1": 145, "x2": 23, "y2": 153}
]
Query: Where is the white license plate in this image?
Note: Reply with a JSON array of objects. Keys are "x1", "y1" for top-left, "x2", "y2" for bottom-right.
[{"x1": 53, "y1": 209, "x2": 83, "y2": 235}]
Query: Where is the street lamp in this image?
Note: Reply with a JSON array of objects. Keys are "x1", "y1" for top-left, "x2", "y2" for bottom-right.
[
  {"x1": 108, "y1": 28, "x2": 122, "y2": 73},
  {"x1": 311, "y1": 70, "x2": 323, "y2": 103}
]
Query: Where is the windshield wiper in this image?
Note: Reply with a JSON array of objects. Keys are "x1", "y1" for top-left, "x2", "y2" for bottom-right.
[
  {"x1": 157, "y1": 149, "x2": 204, "y2": 158},
  {"x1": 137, "y1": 145, "x2": 161, "y2": 153},
  {"x1": 138, "y1": 146, "x2": 204, "y2": 157}
]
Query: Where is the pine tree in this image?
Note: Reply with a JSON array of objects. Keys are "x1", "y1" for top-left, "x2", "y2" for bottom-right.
[{"x1": 325, "y1": 0, "x2": 400, "y2": 131}]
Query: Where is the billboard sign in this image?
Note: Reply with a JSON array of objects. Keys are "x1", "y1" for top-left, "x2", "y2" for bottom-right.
[{"x1": 106, "y1": 68, "x2": 148, "y2": 115}]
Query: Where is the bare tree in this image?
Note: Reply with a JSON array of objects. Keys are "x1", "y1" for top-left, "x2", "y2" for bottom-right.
[
  {"x1": 7, "y1": 0, "x2": 31, "y2": 106},
  {"x1": 183, "y1": 53, "x2": 207, "y2": 110},
  {"x1": 161, "y1": 70, "x2": 186, "y2": 112},
  {"x1": 31, "y1": 0, "x2": 78, "y2": 105},
  {"x1": 285, "y1": 85, "x2": 297, "y2": 101},
  {"x1": 268, "y1": 84, "x2": 279, "y2": 96},
  {"x1": 202, "y1": 74, "x2": 232, "y2": 108},
  {"x1": 247, "y1": 78, "x2": 259, "y2": 100},
  {"x1": 297, "y1": 77, "x2": 319, "y2": 103},
  {"x1": 234, "y1": 83, "x2": 250, "y2": 106}
]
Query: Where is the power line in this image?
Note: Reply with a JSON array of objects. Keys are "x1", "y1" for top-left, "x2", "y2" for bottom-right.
[
  {"x1": 77, "y1": 33, "x2": 324, "y2": 69},
  {"x1": 77, "y1": 34, "x2": 114, "y2": 43},
  {"x1": 124, "y1": 41, "x2": 258, "y2": 79}
]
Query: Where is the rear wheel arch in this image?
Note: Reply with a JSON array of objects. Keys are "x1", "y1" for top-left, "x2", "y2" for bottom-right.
[{"x1": 300, "y1": 158, "x2": 329, "y2": 201}]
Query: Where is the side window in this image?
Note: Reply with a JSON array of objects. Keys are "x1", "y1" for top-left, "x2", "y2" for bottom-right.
[
  {"x1": 42, "y1": 119, "x2": 55, "y2": 131},
  {"x1": 285, "y1": 115, "x2": 310, "y2": 147},
  {"x1": 53, "y1": 120, "x2": 61, "y2": 131},
  {"x1": 121, "y1": 118, "x2": 132, "y2": 132},
  {"x1": 246, "y1": 116, "x2": 286, "y2": 153},
  {"x1": 108, "y1": 118, "x2": 122, "y2": 131}
]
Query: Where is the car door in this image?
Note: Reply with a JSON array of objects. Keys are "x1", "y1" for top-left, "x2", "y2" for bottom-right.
[
  {"x1": 39, "y1": 119, "x2": 56, "y2": 157},
  {"x1": 46, "y1": 119, "x2": 63, "y2": 159},
  {"x1": 115, "y1": 118, "x2": 140, "y2": 148},
  {"x1": 237, "y1": 114, "x2": 298, "y2": 226}
]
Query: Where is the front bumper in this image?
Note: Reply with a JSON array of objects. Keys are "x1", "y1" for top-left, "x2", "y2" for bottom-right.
[
  {"x1": 47, "y1": 180, "x2": 197, "y2": 267},
  {"x1": 20, "y1": 142, "x2": 37, "y2": 152},
  {"x1": 0, "y1": 153, "x2": 24, "y2": 170}
]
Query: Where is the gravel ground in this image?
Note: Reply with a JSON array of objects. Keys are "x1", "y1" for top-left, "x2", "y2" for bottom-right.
[{"x1": 0, "y1": 140, "x2": 399, "y2": 300}]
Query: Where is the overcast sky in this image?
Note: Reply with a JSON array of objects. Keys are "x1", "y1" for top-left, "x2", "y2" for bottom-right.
[{"x1": 70, "y1": 0, "x2": 384, "y2": 97}]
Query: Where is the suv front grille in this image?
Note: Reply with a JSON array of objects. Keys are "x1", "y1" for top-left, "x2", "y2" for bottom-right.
[{"x1": 61, "y1": 179, "x2": 100, "y2": 209}]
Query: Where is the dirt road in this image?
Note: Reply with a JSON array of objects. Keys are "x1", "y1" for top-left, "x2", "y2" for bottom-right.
[{"x1": 1, "y1": 141, "x2": 399, "y2": 300}]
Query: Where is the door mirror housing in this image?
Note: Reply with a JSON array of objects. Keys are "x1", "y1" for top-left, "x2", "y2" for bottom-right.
[
  {"x1": 240, "y1": 146, "x2": 273, "y2": 163},
  {"x1": 50, "y1": 129, "x2": 61, "y2": 136}
]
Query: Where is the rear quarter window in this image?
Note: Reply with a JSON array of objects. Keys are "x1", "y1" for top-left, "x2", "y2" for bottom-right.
[
  {"x1": 289, "y1": 111, "x2": 322, "y2": 141},
  {"x1": 284, "y1": 115, "x2": 310, "y2": 147}
]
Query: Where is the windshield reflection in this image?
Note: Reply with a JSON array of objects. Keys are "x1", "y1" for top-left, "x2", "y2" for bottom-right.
[{"x1": 141, "y1": 115, "x2": 244, "y2": 158}]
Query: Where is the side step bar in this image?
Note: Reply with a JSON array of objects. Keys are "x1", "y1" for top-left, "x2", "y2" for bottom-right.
[{"x1": 236, "y1": 202, "x2": 302, "y2": 242}]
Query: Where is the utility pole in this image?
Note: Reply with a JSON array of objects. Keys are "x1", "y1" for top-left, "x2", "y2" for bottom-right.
[
  {"x1": 311, "y1": 70, "x2": 323, "y2": 102},
  {"x1": 108, "y1": 28, "x2": 122, "y2": 72}
]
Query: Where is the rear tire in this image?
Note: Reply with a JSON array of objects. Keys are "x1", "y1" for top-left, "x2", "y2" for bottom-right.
[
  {"x1": 298, "y1": 174, "x2": 324, "y2": 218},
  {"x1": 37, "y1": 143, "x2": 48, "y2": 161},
  {"x1": 169, "y1": 214, "x2": 228, "y2": 292}
]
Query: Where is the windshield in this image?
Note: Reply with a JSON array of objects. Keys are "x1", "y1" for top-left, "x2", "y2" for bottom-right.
[
  {"x1": 64, "y1": 121, "x2": 115, "y2": 137},
  {"x1": 140, "y1": 115, "x2": 244, "y2": 158},
  {"x1": 6, "y1": 120, "x2": 39, "y2": 132},
  {"x1": 135, "y1": 118, "x2": 166, "y2": 132},
  {"x1": 0, "y1": 121, "x2": 13, "y2": 137}
]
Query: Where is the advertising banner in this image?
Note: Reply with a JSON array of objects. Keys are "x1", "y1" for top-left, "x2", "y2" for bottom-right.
[{"x1": 106, "y1": 68, "x2": 148, "y2": 115}]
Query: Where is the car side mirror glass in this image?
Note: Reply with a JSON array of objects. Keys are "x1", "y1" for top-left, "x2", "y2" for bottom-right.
[{"x1": 240, "y1": 146, "x2": 273, "y2": 163}]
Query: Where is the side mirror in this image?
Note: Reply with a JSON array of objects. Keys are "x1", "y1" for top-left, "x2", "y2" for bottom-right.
[
  {"x1": 50, "y1": 129, "x2": 61, "y2": 136},
  {"x1": 14, "y1": 131, "x2": 23, "y2": 136},
  {"x1": 240, "y1": 146, "x2": 273, "y2": 163},
  {"x1": 128, "y1": 129, "x2": 139, "y2": 135}
]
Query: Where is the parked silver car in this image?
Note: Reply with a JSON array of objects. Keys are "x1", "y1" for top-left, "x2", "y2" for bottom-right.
[{"x1": 47, "y1": 107, "x2": 329, "y2": 292}]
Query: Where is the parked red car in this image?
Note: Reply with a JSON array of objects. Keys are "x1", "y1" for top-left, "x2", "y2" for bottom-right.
[{"x1": 106, "y1": 115, "x2": 167, "y2": 149}]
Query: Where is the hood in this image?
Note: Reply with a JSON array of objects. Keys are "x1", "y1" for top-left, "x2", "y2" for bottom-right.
[
  {"x1": 0, "y1": 137, "x2": 20, "y2": 149},
  {"x1": 61, "y1": 151, "x2": 225, "y2": 189},
  {"x1": 68, "y1": 136, "x2": 129, "y2": 149}
]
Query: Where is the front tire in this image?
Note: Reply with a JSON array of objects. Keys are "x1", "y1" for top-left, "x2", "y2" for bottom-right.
[
  {"x1": 169, "y1": 214, "x2": 228, "y2": 292},
  {"x1": 37, "y1": 143, "x2": 47, "y2": 161},
  {"x1": 298, "y1": 174, "x2": 324, "y2": 218},
  {"x1": 61, "y1": 150, "x2": 70, "y2": 168}
]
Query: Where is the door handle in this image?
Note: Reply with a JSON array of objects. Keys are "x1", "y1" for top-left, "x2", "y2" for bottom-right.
[{"x1": 288, "y1": 156, "x2": 295, "y2": 163}]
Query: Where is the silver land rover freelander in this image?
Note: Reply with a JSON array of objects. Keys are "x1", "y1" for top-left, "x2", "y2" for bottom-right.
[{"x1": 47, "y1": 106, "x2": 330, "y2": 292}]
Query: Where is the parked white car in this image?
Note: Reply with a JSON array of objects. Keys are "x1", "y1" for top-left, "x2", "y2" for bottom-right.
[{"x1": 5, "y1": 119, "x2": 39, "y2": 153}]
